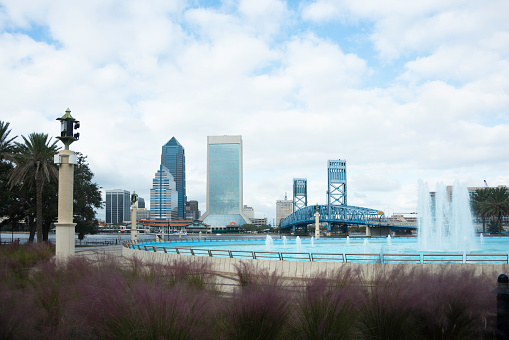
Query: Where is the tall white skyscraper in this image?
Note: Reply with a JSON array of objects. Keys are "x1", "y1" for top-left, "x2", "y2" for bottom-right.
[{"x1": 201, "y1": 135, "x2": 250, "y2": 227}]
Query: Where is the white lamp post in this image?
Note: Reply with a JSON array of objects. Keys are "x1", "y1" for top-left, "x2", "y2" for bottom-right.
[
  {"x1": 131, "y1": 191, "x2": 138, "y2": 242},
  {"x1": 314, "y1": 203, "x2": 320, "y2": 239},
  {"x1": 54, "y1": 108, "x2": 80, "y2": 260}
]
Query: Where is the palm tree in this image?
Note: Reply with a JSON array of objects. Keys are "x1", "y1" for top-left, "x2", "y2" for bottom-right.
[
  {"x1": 0, "y1": 122, "x2": 17, "y2": 239},
  {"x1": 470, "y1": 188, "x2": 491, "y2": 233},
  {"x1": 483, "y1": 187, "x2": 509, "y2": 234},
  {"x1": 0, "y1": 121, "x2": 16, "y2": 159},
  {"x1": 8, "y1": 133, "x2": 59, "y2": 243}
]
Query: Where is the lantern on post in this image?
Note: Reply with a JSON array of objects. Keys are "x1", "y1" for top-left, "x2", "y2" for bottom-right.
[
  {"x1": 54, "y1": 108, "x2": 79, "y2": 261},
  {"x1": 56, "y1": 108, "x2": 80, "y2": 150},
  {"x1": 315, "y1": 203, "x2": 320, "y2": 239},
  {"x1": 131, "y1": 191, "x2": 138, "y2": 242}
]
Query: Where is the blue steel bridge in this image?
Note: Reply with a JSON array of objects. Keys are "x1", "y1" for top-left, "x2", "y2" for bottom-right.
[
  {"x1": 279, "y1": 204, "x2": 417, "y2": 234},
  {"x1": 280, "y1": 159, "x2": 417, "y2": 234}
]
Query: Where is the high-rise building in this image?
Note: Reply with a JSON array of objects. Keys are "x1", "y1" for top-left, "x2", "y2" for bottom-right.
[
  {"x1": 150, "y1": 165, "x2": 178, "y2": 220},
  {"x1": 137, "y1": 208, "x2": 150, "y2": 220},
  {"x1": 161, "y1": 137, "x2": 186, "y2": 219},
  {"x1": 186, "y1": 200, "x2": 201, "y2": 220},
  {"x1": 251, "y1": 217, "x2": 268, "y2": 227},
  {"x1": 201, "y1": 135, "x2": 250, "y2": 227},
  {"x1": 105, "y1": 189, "x2": 130, "y2": 225},
  {"x1": 137, "y1": 197, "x2": 145, "y2": 209},
  {"x1": 276, "y1": 194, "x2": 293, "y2": 226},
  {"x1": 243, "y1": 205, "x2": 254, "y2": 221}
]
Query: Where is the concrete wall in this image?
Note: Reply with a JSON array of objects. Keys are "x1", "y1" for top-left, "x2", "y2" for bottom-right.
[{"x1": 122, "y1": 246, "x2": 508, "y2": 283}]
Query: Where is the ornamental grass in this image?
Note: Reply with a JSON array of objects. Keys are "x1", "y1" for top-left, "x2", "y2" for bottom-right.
[{"x1": 0, "y1": 251, "x2": 498, "y2": 339}]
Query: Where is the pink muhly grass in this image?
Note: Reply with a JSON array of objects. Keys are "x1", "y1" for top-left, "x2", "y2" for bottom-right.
[
  {"x1": 158, "y1": 259, "x2": 215, "y2": 289},
  {"x1": 234, "y1": 261, "x2": 282, "y2": 288},
  {"x1": 0, "y1": 289, "x2": 40, "y2": 339},
  {"x1": 359, "y1": 266, "x2": 428, "y2": 340},
  {"x1": 413, "y1": 267, "x2": 496, "y2": 339},
  {"x1": 220, "y1": 285, "x2": 290, "y2": 340},
  {"x1": 68, "y1": 269, "x2": 217, "y2": 340},
  {"x1": 359, "y1": 266, "x2": 496, "y2": 340},
  {"x1": 288, "y1": 268, "x2": 364, "y2": 340}
]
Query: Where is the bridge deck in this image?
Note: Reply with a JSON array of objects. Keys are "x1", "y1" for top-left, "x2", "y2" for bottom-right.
[{"x1": 280, "y1": 204, "x2": 416, "y2": 231}]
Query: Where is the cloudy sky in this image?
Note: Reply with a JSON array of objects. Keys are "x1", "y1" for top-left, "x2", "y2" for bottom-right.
[{"x1": 1, "y1": 0, "x2": 508, "y2": 224}]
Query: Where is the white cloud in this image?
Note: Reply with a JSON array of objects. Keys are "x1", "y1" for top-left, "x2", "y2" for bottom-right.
[{"x1": 1, "y1": 0, "x2": 508, "y2": 224}]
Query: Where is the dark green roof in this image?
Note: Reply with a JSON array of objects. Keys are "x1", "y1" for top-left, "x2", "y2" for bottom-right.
[{"x1": 164, "y1": 137, "x2": 181, "y2": 147}]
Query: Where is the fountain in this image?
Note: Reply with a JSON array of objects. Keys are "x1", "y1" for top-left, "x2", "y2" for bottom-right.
[
  {"x1": 296, "y1": 236, "x2": 302, "y2": 250},
  {"x1": 265, "y1": 235, "x2": 274, "y2": 250},
  {"x1": 363, "y1": 239, "x2": 369, "y2": 253},
  {"x1": 417, "y1": 180, "x2": 475, "y2": 252},
  {"x1": 139, "y1": 181, "x2": 508, "y2": 263}
]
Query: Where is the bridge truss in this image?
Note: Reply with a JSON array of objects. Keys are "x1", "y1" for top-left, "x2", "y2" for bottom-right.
[
  {"x1": 279, "y1": 204, "x2": 416, "y2": 233},
  {"x1": 281, "y1": 160, "x2": 416, "y2": 233},
  {"x1": 293, "y1": 178, "x2": 307, "y2": 212},
  {"x1": 327, "y1": 159, "x2": 347, "y2": 207}
]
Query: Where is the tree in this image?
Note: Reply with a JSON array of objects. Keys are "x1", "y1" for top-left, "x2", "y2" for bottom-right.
[
  {"x1": 0, "y1": 121, "x2": 16, "y2": 158},
  {"x1": 486, "y1": 218, "x2": 499, "y2": 234},
  {"x1": 471, "y1": 188, "x2": 491, "y2": 233},
  {"x1": 8, "y1": 133, "x2": 59, "y2": 243},
  {"x1": 73, "y1": 152, "x2": 103, "y2": 240},
  {"x1": 483, "y1": 187, "x2": 509, "y2": 234},
  {"x1": 0, "y1": 121, "x2": 17, "y2": 235}
]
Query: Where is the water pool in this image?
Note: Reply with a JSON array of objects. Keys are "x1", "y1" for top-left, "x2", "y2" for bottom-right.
[{"x1": 132, "y1": 235, "x2": 509, "y2": 263}]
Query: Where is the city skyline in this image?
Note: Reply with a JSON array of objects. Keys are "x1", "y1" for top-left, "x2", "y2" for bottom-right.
[{"x1": 2, "y1": 1, "x2": 508, "y2": 224}]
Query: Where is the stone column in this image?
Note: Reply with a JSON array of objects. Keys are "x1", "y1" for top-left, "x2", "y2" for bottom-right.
[
  {"x1": 55, "y1": 149, "x2": 76, "y2": 260},
  {"x1": 131, "y1": 203, "x2": 137, "y2": 241}
]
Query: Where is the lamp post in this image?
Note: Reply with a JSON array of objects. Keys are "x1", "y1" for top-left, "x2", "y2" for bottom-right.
[
  {"x1": 314, "y1": 203, "x2": 320, "y2": 239},
  {"x1": 54, "y1": 108, "x2": 79, "y2": 260},
  {"x1": 131, "y1": 191, "x2": 138, "y2": 242}
]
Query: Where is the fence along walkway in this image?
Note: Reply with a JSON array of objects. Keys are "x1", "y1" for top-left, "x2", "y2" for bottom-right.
[{"x1": 124, "y1": 242, "x2": 509, "y2": 264}]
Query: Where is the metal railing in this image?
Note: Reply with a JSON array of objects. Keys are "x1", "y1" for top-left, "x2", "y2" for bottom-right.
[{"x1": 123, "y1": 240, "x2": 509, "y2": 264}]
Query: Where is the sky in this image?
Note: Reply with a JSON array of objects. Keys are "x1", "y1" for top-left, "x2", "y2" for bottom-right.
[{"x1": 1, "y1": 0, "x2": 509, "y2": 224}]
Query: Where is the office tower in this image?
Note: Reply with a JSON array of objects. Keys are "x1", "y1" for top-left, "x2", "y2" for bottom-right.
[
  {"x1": 251, "y1": 217, "x2": 268, "y2": 227},
  {"x1": 105, "y1": 189, "x2": 130, "y2": 224},
  {"x1": 186, "y1": 200, "x2": 201, "y2": 220},
  {"x1": 150, "y1": 165, "x2": 178, "y2": 220},
  {"x1": 201, "y1": 135, "x2": 250, "y2": 227},
  {"x1": 137, "y1": 208, "x2": 150, "y2": 220},
  {"x1": 243, "y1": 205, "x2": 254, "y2": 221},
  {"x1": 137, "y1": 197, "x2": 145, "y2": 209},
  {"x1": 161, "y1": 137, "x2": 186, "y2": 219},
  {"x1": 276, "y1": 194, "x2": 293, "y2": 226}
]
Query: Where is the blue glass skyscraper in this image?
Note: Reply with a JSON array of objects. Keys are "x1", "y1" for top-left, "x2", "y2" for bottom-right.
[
  {"x1": 201, "y1": 135, "x2": 250, "y2": 227},
  {"x1": 161, "y1": 137, "x2": 186, "y2": 219}
]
